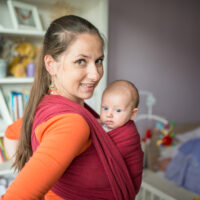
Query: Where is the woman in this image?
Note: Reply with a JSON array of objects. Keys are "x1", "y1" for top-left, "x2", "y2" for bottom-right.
[{"x1": 2, "y1": 15, "x2": 143, "y2": 200}]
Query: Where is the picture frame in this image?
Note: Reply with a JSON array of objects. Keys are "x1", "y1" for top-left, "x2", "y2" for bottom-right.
[{"x1": 7, "y1": 0, "x2": 43, "y2": 31}]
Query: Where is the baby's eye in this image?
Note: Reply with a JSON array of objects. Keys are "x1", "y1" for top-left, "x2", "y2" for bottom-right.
[
  {"x1": 115, "y1": 109, "x2": 121, "y2": 113},
  {"x1": 102, "y1": 106, "x2": 108, "y2": 111},
  {"x1": 75, "y1": 59, "x2": 86, "y2": 66}
]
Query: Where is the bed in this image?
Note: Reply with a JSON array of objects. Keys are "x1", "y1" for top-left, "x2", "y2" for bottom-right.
[
  {"x1": 134, "y1": 91, "x2": 200, "y2": 200},
  {"x1": 136, "y1": 121, "x2": 200, "y2": 200},
  {"x1": 136, "y1": 169, "x2": 197, "y2": 200}
]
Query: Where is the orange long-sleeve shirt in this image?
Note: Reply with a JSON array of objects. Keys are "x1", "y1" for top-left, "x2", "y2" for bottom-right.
[{"x1": 2, "y1": 113, "x2": 91, "y2": 200}]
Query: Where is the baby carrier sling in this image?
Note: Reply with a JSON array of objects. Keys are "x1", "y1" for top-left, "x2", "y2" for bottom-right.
[{"x1": 32, "y1": 95, "x2": 143, "y2": 200}]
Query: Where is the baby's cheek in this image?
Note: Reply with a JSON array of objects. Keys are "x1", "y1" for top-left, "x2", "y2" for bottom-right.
[
  {"x1": 99, "y1": 115, "x2": 104, "y2": 125},
  {"x1": 100, "y1": 113, "x2": 104, "y2": 120}
]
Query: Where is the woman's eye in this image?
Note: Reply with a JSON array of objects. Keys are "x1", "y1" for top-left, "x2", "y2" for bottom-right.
[
  {"x1": 76, "y1": 59, "x2": 86, "y2": 66},
  {"x1": 115, "y1": 109, "x2": 121, "y2": 113},
  {"x1": 96, "y1": 59, "x2": 103, "y2": 65},
  {"x1": 102, "y1": 106, "x2": 108, "y2": 111}
]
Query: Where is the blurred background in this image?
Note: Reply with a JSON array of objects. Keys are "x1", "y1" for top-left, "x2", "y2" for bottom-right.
[{"x1": 108, "y1": 0, "x2": 200, "y2": 125}]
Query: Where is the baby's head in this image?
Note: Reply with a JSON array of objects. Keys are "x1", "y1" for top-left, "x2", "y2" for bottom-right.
[{"x1": 100, "y1": 80, "x2": 139, "y2": 130}]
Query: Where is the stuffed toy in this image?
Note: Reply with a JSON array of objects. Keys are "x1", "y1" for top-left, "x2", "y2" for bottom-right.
[
  {"x1": 156, "y1": 121, "x2": 176, "y2": 148},
  {"x1": 9, "y1": 42, "x2": 37, "y2": 77}
]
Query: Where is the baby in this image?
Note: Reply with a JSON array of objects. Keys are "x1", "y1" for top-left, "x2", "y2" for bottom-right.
[{"x1": 100, "y1": 80, "x2": 139, "y2": 131}]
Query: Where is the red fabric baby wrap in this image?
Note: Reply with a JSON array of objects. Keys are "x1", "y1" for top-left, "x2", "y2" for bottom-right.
[{"x1": 31, "y1": 95, "x2": 143, "y2": 200}]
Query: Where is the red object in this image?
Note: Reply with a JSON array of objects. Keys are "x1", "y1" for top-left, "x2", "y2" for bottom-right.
[
  {"x1": 162, "y1": 136, "x2": 173, "y2": 146},
  {"x1": 164, "y1": 124, "x2": 170, "y2": 129},
  {"x1": 31, "y1": 95, "x2": 143, "y2": 199},
  {"x1": 141, "y1": 129, "x2": 152, "y2": 142},
  {"x1": 145, "y1": 129, "x2": 152, "y2": 139},
  {"x1": 141, "y1": 137, "x2": 146, "y2": 142}
]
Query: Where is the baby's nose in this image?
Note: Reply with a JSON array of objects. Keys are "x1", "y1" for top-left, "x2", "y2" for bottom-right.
[{"x1": 107, "y1": 110, "x2": 113, "y2": 117}]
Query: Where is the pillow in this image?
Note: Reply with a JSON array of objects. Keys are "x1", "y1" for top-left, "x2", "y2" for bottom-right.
[
  {"x1": 145, "y1": 121, "x2": 200, "y2": 171},
  {"x1": 176, "y1": 126, "x2": 200, "y2": 143}
]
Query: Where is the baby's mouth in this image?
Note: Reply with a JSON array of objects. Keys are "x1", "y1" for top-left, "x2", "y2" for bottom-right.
[{"x1": 105, "y1": 120, "x2": 113, "y2": 125}]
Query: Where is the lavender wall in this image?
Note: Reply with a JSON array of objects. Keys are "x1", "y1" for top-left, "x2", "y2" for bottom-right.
[{"x1": 108, "y1": 0, "x2": 200, "y2": 124}]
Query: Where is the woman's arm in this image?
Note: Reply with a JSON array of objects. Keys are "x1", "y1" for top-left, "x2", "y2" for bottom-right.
[{"x1": 1, "y1": 113, "x2": 90, "y2": 200}]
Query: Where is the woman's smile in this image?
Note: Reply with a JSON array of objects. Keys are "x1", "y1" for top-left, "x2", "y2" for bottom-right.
[
  {"x1": 52, "y1": 33, "x2": 104, "y2": 104},
  {"x1": 80, "y1": 82, "x2": 96, "y2": 91}
]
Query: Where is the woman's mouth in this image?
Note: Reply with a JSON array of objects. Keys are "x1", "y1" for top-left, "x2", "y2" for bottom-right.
[{"x1": 80, "y1": 83, "x2": 96, "y2": 91}]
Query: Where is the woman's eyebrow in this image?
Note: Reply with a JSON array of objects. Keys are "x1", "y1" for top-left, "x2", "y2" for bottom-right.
[
  {"x1": 75, "y1": 54, "x2": 104, "y2": 59},
  {"x1": 76, "y1": 54, "x2": 89, "y2": 58},
  {"x1": 98, "y1": 55, "x2": 105, "y2": 59}
]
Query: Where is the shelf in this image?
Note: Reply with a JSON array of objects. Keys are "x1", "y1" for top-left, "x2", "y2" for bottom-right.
[
  {"x1": 0, "y1": 119, "x2": 7, "y2": 137},
  {"x1": 0, "y1": 132, "x2": 4, "y2": 137},
  {"x1": 0, "y1": 28, "x2": 45, "y2": 37},
  {"x1": 0, "y1": 77, "x2": 34, "y2": 84},
  {"x1": 0, "y1": 161, "x2": 15, "y2": 176}
]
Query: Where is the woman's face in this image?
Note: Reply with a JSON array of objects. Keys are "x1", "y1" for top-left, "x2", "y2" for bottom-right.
[{"x1": 53, "y1": 33, "x2": 104, "y2": 105}]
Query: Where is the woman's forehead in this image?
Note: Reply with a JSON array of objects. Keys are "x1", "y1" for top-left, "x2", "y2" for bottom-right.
[{"x1": 66, "y1": 33, "x2": 103, "y2": 54}]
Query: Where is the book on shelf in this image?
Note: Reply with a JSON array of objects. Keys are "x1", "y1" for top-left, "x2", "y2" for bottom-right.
[
  {"x1": 0, "y1": 88, "x2": 29, "y2": 137},
  {"x1": 10, "y1": 90, "x2": 29, "y2": 121},
  {"x1": 0, "y1": 89, "x2": 13, "y2": 125},
  {"x1": 0, "y1": 137, "x2": 9, "y2": 163}
]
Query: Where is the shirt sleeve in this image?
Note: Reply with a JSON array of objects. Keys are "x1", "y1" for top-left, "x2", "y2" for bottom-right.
[
  {"x1": 1, "y1": 113, "x2": 90, "y2": 200},
  {"x1": 5, "y1": 118, "x2": 23, "y2": 140}
]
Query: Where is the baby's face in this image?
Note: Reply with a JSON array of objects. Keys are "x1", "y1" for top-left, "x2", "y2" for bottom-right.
[{"x1": 100, "y1": 93, "x2": 135, "y2": 130}]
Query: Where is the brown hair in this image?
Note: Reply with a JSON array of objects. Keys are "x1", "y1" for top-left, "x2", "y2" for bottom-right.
[{"x1": 13, "y1": 15, "x2": 104, "y2": 171}]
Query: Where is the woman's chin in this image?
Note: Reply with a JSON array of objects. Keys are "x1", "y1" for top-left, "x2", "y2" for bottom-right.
[{"x1": 81, "y1": 92, "x2": 94, "y2": 100}]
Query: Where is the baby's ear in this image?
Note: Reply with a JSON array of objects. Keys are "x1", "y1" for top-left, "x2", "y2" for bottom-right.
[{"x1": 131, "y1": 108, "x2": 138, "y2": 120}]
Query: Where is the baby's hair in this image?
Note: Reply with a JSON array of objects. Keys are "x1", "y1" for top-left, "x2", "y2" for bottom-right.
[{"x1": 103, "y1": 80, "x2": 140, "y2": 108}]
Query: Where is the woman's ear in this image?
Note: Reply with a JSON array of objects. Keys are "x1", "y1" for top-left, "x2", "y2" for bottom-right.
[
  {"x1": 44, "y1": 55, "x2": 57, "y2": 76},
  {"x1": 131, "y1": 108, "x2": 138, "y2": 120}
]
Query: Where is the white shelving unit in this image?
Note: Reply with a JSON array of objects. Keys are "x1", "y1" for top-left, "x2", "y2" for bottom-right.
[
  {"x1": 0, "y1": 77, "x2": 34, "y2": 176},
  {"x1": 0, "y1": 160, "x2": 14, "y2": 176},
  {"x1": 0, "y1": 77, "x2": 34, "y2": 84},
  {"x1": 0, "y1": 77, "x2": 34, "y2": 126},
  {"x1": 0, "y1": 28, "x2": 45, "y2": 37},
  {"x1": 0, "y1": 0, "x2": 46, "y2": 177}
]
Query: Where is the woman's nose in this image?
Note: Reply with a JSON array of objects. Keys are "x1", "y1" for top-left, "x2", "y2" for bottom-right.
[{"x1": 87, "y1": 64, "x2": 102, "y2": 81}]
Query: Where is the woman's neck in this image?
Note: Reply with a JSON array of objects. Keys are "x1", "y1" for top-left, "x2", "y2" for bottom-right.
[{"x1": 49, "y1": 90, "x2": 84, "y2": 107}]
